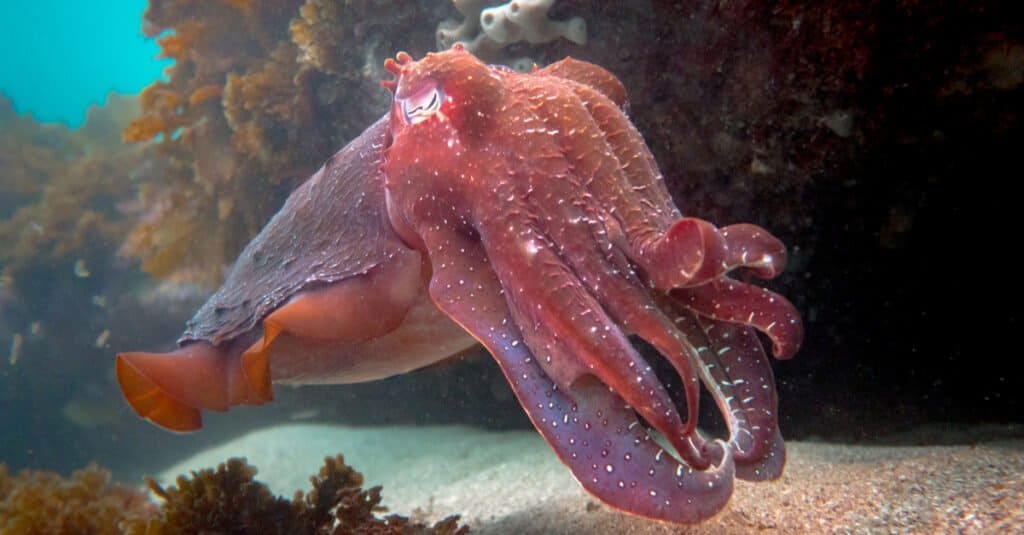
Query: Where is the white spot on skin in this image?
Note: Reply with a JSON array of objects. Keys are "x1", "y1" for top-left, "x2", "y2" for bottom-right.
[{"x1": 523, "y1": 239, "x2": 541, "y2": 257}]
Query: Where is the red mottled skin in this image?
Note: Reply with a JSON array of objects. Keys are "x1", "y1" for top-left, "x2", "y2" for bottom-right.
[{"x1": 116, "y1": 46, "x2": 802, "y2": 525}]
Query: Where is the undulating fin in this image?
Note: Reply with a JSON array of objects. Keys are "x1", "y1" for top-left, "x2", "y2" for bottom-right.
[
  {"x1": 179, "y1": 116, "x2": 407, "y2": 346},
  {"x1": 116, "y1": 341, "x2": 271, "y2": 432}
]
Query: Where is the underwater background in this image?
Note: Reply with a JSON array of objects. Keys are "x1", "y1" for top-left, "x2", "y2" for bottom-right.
[
  {"x1": 0, "y1": 0, "x2": 167, "y2": 126},
  {"x1": 1, "y1": 1, "x2": 1021, "y2": 532}
]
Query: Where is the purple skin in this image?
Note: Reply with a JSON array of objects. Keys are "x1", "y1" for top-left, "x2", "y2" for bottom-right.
[{"x1": 116, "y1": 46, "x2": 802, "y2": 524}]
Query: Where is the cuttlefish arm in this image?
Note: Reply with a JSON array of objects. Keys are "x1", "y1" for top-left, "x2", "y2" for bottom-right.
[
  {"x1": 420, "y1": 226, "x2": 735, "y2": 524},
  {"x1": 117, "y1": 116, "x2": 432, "y2": 431}
]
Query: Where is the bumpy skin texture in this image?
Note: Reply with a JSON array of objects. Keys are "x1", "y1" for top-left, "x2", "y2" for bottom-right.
[{"x1": 116, "y1": 46, "x2": 802, "y2": 525}]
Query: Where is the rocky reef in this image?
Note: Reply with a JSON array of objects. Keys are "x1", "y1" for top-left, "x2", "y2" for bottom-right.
[
  {"x1": 108, "y1": 0, "x2": 932, "y2": 291},
  {"x1": 0, "y1": 93, "x2": 145, "y2": 282},
  {"x1": 120, "y1": 0, "x2": 440, "y2": 285},
  {"x1": 115, "y1": 0, "x2": 595, "y2": 285},
  {"x1": 436, "y1": 0, "x2": 586, "y2": 70},
  {"x1": 0, "y1": 94, "x2": 166, "y2": 474}
]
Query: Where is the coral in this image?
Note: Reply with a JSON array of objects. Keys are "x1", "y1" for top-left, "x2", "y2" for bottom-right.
[
  {"x1": 122, "y1": 455, "x2": 468, "y2": 535},
  {"x1": 122, "y1": 0, "x2": 435, "y2": 286},
  {"x1": 436, "y1": 0, "x2": 586, "y2": 69},
  {"x1": 0, "y1": 463, "x2": 157, "y2": 534}
]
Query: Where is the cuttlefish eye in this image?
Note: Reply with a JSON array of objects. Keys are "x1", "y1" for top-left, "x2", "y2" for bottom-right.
[{"x1": 399, "y1": 85, "x2": 443, "y2": 125}]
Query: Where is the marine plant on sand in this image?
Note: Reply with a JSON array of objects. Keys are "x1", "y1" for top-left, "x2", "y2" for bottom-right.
[
  {"x1": 122, "y1": 455, "x2": 467, "y2": 535},
  {"x1": 0, "y1": 463, "x2": 156, "y2": 534},
  {"x1": 1, "y1": 456, "x2": 466, "y2": 534}
]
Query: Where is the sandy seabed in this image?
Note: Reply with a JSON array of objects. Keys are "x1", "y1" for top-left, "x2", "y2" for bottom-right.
[{"x1": 157, "y1": 424, "x2": 1023, "y2": 534}]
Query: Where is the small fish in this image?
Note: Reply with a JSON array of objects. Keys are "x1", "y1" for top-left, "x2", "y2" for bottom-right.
[
  {"x1": 74, "y1": 259, "x2": 91, "y2": 278},
  {"x1": 62, "y1": 398, "x2": 120, "y2": 428},
  {"x1": 288, "y1": 409, "x2": 320, "y2": 421},
  {"x1": 95, "y1": 329, "x2": 111, "y2": 348},
  {"x1": 9, "y1": 333, "x2": 23, "y2": 365}
]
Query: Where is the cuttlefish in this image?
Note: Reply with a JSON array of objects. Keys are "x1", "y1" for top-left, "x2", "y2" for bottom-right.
[{"x1": 117, "y1": 45, "x2": 802, "y2": 524}]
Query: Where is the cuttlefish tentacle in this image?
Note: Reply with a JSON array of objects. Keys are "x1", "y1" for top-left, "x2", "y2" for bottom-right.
[
  {"x1": 513, "y1": 75, "x2": 685, "y2": 273},
  {"x1": 527, "y1": 75, "x2": 732, "y2": 292},
  {"x1": 534, "y1": 57, "x2": 628, "y2": 110},
  {"x1": 517, "y1": 74, "x2": 769, "y2": 299},
  {"x1": 477, "y1": 207, "x2": 709, "y2": 471},
  {"x1": 735, "y1": 426, "x2": 786, "y2": 481},
  {"x1": 674, "y1": 278, "x2": 803, "y2": 359},
  {"x1": 665, "y1": 305, "x2": 782, "y2": 468},
  {"x1": 538, "y1": 220, "x2": 719, "y2": 467},
  {"x1": 560, "y1": 79, "x2": 681, "y2": 230},
  {"x1": 421, "y1": 226, "x2": 735, "y2": 524},
  {"x1": 720, "y1": 223, "x2": 789, "y2": 280},
  {"x1": 475, "y1": 102, "x2": 715, "y2": 467},
  {"x1": 512, "y1": 75, "x2": 759, "y2": 468}
]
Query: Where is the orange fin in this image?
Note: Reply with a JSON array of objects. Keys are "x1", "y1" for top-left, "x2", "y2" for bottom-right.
[
  {"x1": 115, "y1": 355, "x2": 202, "y2": 431},
  {"x1": 115, "y1": 341, "x2": 273, "y2": 432},
  {"x1": 240, "y1": 322, "x2": 281, "y2": 404}
]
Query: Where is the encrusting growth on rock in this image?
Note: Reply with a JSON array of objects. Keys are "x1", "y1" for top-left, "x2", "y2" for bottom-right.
[{"x1": 436, "y1": 0, "x2": 585, "y2": 70}]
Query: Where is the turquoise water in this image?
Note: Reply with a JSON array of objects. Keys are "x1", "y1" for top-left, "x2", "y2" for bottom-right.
[{"x1": 0, "y1": 0, "x2": 167, "y2": 127}]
